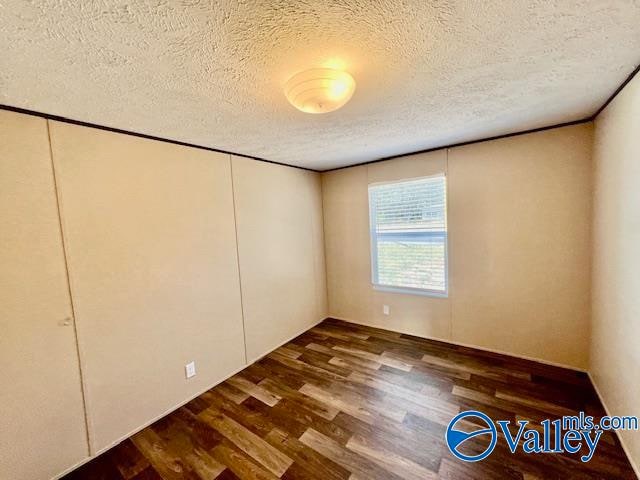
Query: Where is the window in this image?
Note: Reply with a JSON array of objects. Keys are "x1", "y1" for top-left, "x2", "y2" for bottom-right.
[{"x1": 369, "y1": 175, "x2": 448, "y2": 296}]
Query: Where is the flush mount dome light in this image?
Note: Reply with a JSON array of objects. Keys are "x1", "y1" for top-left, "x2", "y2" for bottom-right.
[{"x1": 285, "y1": 68, "x2": 356, "y2": 114}]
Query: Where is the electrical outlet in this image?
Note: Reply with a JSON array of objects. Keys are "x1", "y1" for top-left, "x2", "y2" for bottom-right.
[
  {"x1": 185, "y1": 361, "x2": 196, "y2": 379},
  {"x1": 383, "y1": 305, "x2": 390, "y2": 315}
]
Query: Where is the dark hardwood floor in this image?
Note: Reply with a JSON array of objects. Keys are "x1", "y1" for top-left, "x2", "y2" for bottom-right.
[{"x1": 63, "y1": 318, "x2": 637, "y2": 480}]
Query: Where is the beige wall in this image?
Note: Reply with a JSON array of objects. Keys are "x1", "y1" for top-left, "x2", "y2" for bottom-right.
[
  {"x1": 449, "y1": 125, "x2": 593, "y2": 368},
  {"x1": 49, "y1": 122, "x2": 248, "y2": 454},
  {"x1": 232, "y1": 156, "x2": 328, "y2": 362},
  {"x1": 591, "y1": 72, "x2": 640, "y2": 474},
  {"x1": 323, "y1": 124, "x2": 593, "y2": 369},
  {"x1": 0, "y1": 112, "x2": 88, "y2": 479},
  {"x1": 0, "y1": 111, "x2": 327, "y2": 479}
]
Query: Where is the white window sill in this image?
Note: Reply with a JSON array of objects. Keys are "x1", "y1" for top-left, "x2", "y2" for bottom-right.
[{"x1": 373, "y1": 284, "x2": 448, "y2": 298}]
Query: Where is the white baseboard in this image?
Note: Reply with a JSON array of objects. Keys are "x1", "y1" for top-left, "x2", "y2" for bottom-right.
[
  {"x1": 588, "y1": 372, "x2": 640, "y2": 479},
  {"x1": 54, "y1": 316, "x2": 327, "y2": 479},
  {"x1": 328, "y1": 315, "x2": 587, "y2": 373}
]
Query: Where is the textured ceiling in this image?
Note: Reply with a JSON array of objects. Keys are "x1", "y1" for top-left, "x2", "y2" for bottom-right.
[{"x1": 1, "y1": 1, "x2": 639, "y2": 170}]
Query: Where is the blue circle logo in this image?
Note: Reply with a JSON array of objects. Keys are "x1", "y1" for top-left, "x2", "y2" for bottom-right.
[{"x1": 446, "y1": 410, "x2": 497, "y2": 462}]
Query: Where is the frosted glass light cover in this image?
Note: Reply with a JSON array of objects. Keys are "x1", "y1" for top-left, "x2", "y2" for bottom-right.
[{"x1": 285, "y1": 68, "x2": 356, "y2": 114}]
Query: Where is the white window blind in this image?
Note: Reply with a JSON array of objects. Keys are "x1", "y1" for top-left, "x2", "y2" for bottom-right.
[{"x1": 369, "y1": 175, "x2": 448, "y2": 296}]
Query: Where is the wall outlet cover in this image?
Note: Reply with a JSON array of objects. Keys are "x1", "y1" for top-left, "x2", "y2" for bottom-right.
[
  {"x1": 383, "y1": 305, "x2": 390, "y2": 315},
  {"x1": 185, "y1": 361, "x2": 196, "y2": 379}
]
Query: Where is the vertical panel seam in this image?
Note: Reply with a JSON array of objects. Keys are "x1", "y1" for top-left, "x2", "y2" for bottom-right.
[
  {"x1": 46, "y1": 119, "x2": 93, "y2": 455},
  {"x1": 309, "y1": 173, "x2": 321, "y2": 323},
  {"x1": 229, "y1": 155, "x2": 249, "y2": 364},
  {"x1": 447, "y1": 148, "x2": 454, "y2": 341},
  {"x1": 319, "y1": 173, "x2": 330, "y2": 317}
]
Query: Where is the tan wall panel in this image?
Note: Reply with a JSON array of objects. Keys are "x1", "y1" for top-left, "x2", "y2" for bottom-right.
[
  {"x1": 322, "y1": 166, "x2": 373, "y2": 324},
  {"x1": 0, "y1": 111, "x2": 88, "y2": 479},
  {"x1": 367, "y1": 150, "x2": 447, "y2": 184},
  {"x1": 231, "y1": 156, "x2": 327, "y2": 362},
  {"x1": 449, "y1": 124, "x2": 592, "y2": 368},
  {"x1": 591, "y1": 73, "x2": 640, "y2": 473},
  {"x1": 322, "y1": 125, "x2": 592, "y2": 368},
  {"x1": 49, "y1": 122, "x2": 246, "y2": 453},
  {"x1": 311, "y1": 171, "x2": 329, "y2": 319}
]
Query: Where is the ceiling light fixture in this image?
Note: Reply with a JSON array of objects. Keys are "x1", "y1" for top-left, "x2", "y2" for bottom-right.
[{"x1": 285, "y1": 68, "x2": 356, "y2": 114}]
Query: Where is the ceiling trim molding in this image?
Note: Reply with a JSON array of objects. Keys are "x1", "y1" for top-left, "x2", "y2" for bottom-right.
[
  {"x1": 1, "y1": 62, "x2": 637, "y2": 174},
  {"x1": 591, "y1": 62, "x2": 640, "y2": 119},
  {"x1": 0, "y1": 103, "x2": 318, "y2": 172}
]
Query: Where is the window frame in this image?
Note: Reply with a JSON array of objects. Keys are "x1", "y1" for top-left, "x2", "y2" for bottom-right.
[{"x1": 368, "y1": 174, "x2": 449, "y2": 298}]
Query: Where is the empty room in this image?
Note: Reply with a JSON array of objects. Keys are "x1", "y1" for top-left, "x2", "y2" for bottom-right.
[{"x1": 1, "y1": 1, "x2": 639, "y2": 479}]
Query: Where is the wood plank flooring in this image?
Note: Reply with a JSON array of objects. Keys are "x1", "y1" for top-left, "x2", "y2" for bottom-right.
[{"x1": 63, "y1": 318, "x2": 637, "y2": 480}]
